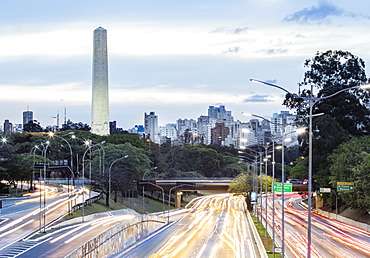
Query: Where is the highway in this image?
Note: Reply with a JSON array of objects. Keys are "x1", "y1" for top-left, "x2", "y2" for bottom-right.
[
  {"x1": 115, "y1": 194, "x2": 261, "y2": 258},
  {"x1": 261, "y1": 192, "x2": 370, "y2": 258},
  {"x1": 0, "y1": 184, "x2": 87, "y2": 255},
  {"x1": 16, "y1": 212, "x2": 137, "y2": 258}
]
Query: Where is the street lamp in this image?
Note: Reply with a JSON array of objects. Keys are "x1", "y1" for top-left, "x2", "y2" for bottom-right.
[
  {"x1": 38, "y1": 141, "x2": 49, "y2": 233},
  {"x1": 70, "y1": 133, "x2": 106, "y2": 187},
  {"x1": 31, "y1": 144, "x2": 43, "y2": 232},
  {"x1": 47, "y1": 132, "x2": 74, "y2": 215},
  {"x1": 82, "y1": 141, "x2": 105, "y2": 221},
  {"x1": 167, "y1": 184, "x2": 194, "y2": 223},
  {"x1": 251, "y1": 113, "x2": 294, "y2": 257},
  {"x1": 108, "y1": 155, "x2": 129, "y2": 208},
  {"x1": 142, "y1": 167, "x2": 158, "y2": 213},
  {"x1": 250, "y1": 78, "x2": 370, "y2": 257}
]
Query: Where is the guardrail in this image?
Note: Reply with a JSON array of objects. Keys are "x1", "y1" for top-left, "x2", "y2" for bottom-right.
[
  {"x1": 64, "y1": 214, "x2": 166, "y2": 258},
  {"x1": 70, "y1": 192, "x2": 103, "y2": 213}
]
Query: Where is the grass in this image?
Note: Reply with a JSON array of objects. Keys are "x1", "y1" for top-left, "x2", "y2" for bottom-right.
[
  {"x1": 7, "y1": 186, "x2": 28, "y2": 197},
  {"x1": 251, "y1": 214, "x2": 282, "y2": 258},
  {"x1": 63, "y1": 197, "x2": 127, "y2": 219}
]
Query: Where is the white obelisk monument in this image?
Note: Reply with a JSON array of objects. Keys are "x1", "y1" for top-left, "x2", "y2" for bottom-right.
[{"x1": 91, "y1": 26, "x2": 110, "y2": 135}]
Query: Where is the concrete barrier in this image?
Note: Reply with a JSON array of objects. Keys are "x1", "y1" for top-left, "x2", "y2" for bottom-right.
[
  {"x1": 315, "y1": 209, "x2": 370, "y2": 232},
  {"x1": 246, "y1": 211, "x2": 268, "y2": 258}
]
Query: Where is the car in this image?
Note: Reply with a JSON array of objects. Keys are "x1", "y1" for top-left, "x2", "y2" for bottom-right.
[
  {"x1": 302, "y1": 179, "x2": 308, "y2": 184},
  {"x1": 286, "y1": 179, "x2": 303, "y2": 184}
]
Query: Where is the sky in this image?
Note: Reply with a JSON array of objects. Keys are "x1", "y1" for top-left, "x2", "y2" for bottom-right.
[{"x1": 1, "y1": 0, "x2": 370, "y2": 130}]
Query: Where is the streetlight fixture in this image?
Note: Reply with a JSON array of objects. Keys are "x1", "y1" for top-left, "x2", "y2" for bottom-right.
[
  {"x1": 251, "y1": 113, "x2": 293, "y2": 257},
  {"x1": 250, "y1": 78, "x2": 370, "y2": 257},
  {"x1": 37, "y1": 141, "x2": 49, "y2": 233},
  {"x1": 70, "y1": 133, "x2": 106, "y2": 187},
  {"x1": 142, "y1": 167, "x2": 158, "y2": 213},
  {"x1": 167, "y1": 184, "x2": 194, "y2": 223},
  {"x1": 108, "y1": 155, "x2": 129, "y2": 208},
  {"x1": 47, "y1": 132, "x2": 74, "y2": 215},
  {"x1": 82, "y1": 141, "x2": 105, "y2": 221}
]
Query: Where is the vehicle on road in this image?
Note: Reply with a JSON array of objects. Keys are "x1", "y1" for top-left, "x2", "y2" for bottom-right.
[{"x1": 286, "y1": 178, "x2": 303, "y2": 184}]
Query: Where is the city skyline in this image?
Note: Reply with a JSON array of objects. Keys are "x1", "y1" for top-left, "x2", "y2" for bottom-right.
[{"x1": 1, "y1": 1, "x2": 370, "y2": 129}]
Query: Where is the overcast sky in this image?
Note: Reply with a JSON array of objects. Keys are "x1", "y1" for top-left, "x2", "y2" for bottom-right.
[{"x1": 1, "y1": 0, "x2": 370, "y2": 129}]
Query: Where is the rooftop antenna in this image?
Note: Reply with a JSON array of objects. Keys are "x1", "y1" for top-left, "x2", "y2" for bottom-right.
[
  {"x1": 51, "y1": 116, "x2": 57, "y2": 132},
  {"x1": 64, "y1": 107, "x2": 67, "y2": 124},
  {"x1": 57, "y1": 111, "x2": 60, "y2": 131}
]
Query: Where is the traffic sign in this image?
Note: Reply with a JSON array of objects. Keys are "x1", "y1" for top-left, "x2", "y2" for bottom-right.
[
  {"x1": 320, "y1": 188, "x2": 331, "y2": 193},
  {"x1": 273, "y1": 182, "x2": 292, "y2": 193},
  {"x1": 337, "y1": 182, "x2": 354, "y2": 192}
]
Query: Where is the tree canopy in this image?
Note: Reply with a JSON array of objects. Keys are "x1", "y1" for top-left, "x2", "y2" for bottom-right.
[
  {"x1": 284, "y1": 50, "x2": 370, "y2": 137},
  {"x1": 327, "y1": 136, "x2": 370, "y2": 212},
  {"x1": 165, "y1": 144, "x2": 245, "y2": 178}
]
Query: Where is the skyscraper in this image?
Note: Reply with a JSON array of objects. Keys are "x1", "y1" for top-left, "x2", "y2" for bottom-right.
[
  {"x1": 23, "y1": 110, "x2": 33, "y2": 126},
  {"x1": 91, "y1": 27, "x2": 110, "y2": 135},
  {"x1": 144, "y1": 112, "x2": 159, "y2": 143}
]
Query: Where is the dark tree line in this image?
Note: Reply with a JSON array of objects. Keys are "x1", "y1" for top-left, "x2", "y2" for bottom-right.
[{"x1": 283, "y1": 50, "x2": 370, "y2": 213}]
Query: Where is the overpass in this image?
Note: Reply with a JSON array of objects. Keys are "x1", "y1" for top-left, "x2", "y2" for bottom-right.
[
  {"x1": 138, "y1": 178, "x2": 311, "y2": 193},
  {"x1": 138, "y1": 178, "x2": 234, "y2": 192},
  {"x1": 138, "y1": 178, "x2": 233, "y2": 208},
  {"x1": 137, "y1": 178, "x2": 312, "y2": 208}
]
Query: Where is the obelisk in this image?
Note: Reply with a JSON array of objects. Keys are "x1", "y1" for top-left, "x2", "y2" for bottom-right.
[{"x1": 91, "y1": 26, "x2": 110, "y2": 135}]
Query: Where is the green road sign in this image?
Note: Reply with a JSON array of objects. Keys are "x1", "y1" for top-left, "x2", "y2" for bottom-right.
[
  {"x1": 273, "y1": 182, "x2": 292, "y2": 193},
  {"x1": 337, "y1": 182, "x2": 354, "y2": 192}
]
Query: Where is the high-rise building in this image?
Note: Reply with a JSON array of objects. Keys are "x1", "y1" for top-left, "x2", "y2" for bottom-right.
[
  {"x1": 3, "y1": 120, "x2": 13, "y2": 135},
  {"x1": 211, "y1": 123, "x2": 230, "y2": 145},
  {"x1": 208, "y1": 105, "x2": 233, "y2": 123},
  {"x1": 91, "y1": 26, "x2": 110, "y2": 136},
  {"x1": 23, "y1": 110, "x2": 33, "y2": 127},
  {"x1": 271, "y1": 111, "x2": 298, "y2": 145},
  {"x1": 144, "y1": 112, "x2": 160, "y2": 143}
]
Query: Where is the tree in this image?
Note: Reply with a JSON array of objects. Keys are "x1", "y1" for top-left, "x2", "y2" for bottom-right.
[
  {"x1": 228, "y1": 171, "x2": 253, "y2": 210},
  {"x1": 283, "y1": 50, "x2": 370, "y2": 186},
  {"x1": 289, "y1": 157, "x2": 308, "y2": 179},
  {"x1": 327, "y1": 136, "x2": 370, "y2": 212},
  {"x1": 23, "y1": 120, "x2": 44, "y2": 132},
  {"x1": 284, "y1": 50, "x2": 370, "y2": 137},
  {"x1": 61, "y1": 120, "x2": 91, "y2": 131},
  {"x1": 91, "y1": 142, "x2": 152, "y2": 206}
]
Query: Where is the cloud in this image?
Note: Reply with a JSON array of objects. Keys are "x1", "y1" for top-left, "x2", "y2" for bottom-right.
[
  {"x1": 243, "y1": 95, "x2": 272, "y2": 103},
  {"x1": 210, "y1": 27, "x2": 251, "y2": 34},
  {"x1": 223, "y1": 46, "x2": 241, "y2": 54},
  {"x1": 284, "y1": 1, "x2": 343, "y2": 23},
  {"x1": 257, "y1": 48, "x2": 288, "y2": 55}
]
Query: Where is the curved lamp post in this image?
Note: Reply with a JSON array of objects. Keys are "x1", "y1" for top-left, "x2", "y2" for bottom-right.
[
  {"x1": 167, "y1": 184, "x2": 194, "y2": 223},
  {"x1": 108, "y1": 155, "x2": 129, "y2": 208},
  {"x1": 250, "y1": 78, "x2": 370, "y2": 257},
  {"x1": 38, "y1": 141, "x2": 49, "y2": 233},
  {"x1": 142, "y1": 167, "x2": 157, "y2": 213},
  {"x1": 47, "y1": 132, "x2": 74, "y2": 215},
  {"x1": 82, "y1": 141, "x2": 105, "y2": 221},
  {"x1": 252, "y1": 113, "x2": 304, "y2": 256},
  {"x1": 71, "y1": 133, "x2": 106, "y2": 189}
]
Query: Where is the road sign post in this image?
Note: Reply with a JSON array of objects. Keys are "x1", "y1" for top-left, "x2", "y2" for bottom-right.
[
  {"x1": 337, "y1": 182, "x2": 354, "y2": 192},
  {"x1": 319, "y1": 188, "x2": 331, "y2": 193},
  {"x1": 273, "y1": 182, "x2": 292, "y2": 193}
]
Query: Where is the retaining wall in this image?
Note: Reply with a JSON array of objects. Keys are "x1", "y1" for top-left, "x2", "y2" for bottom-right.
[{"x1": 316, "y1": 209, "x2": 370, "y2": 232}]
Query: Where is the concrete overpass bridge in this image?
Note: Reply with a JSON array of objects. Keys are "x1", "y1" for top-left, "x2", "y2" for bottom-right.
[
  {"x1": 138, "y1": 178, "x2": 234, "y2": 192},
  {"x1": 137, "y1": 178, "x2": 312, "y2": 208},
  {"x1": 138, "y1": 178, "x2": 233, "y2": 208}
]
